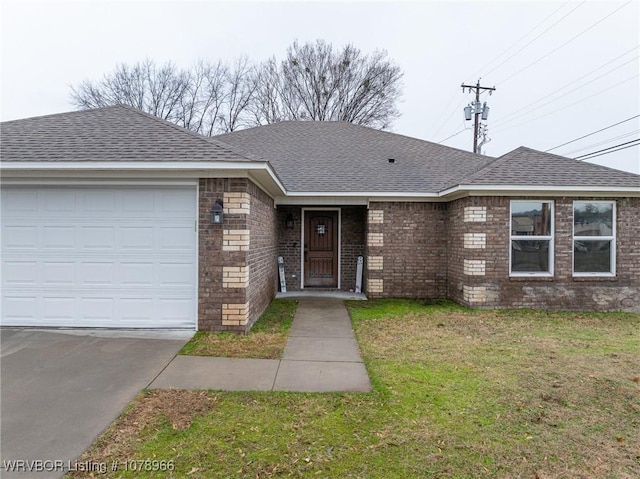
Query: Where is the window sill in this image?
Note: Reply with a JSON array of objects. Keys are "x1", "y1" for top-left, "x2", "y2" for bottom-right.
[
  {"x1": 573, "y1": 275, "x2": 617, "y2": 282},
  {"x1": 509, "y1": 274, "x2": 554, "y2": 282}
]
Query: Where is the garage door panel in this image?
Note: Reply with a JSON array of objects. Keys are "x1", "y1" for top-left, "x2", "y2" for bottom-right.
[
  {"x1": 159, "y1": 298, "x2": 193, "y2": 321},
  {"x1": 3, "y1": 189, "x2": 38, "y2": 214},
  {"x1": 3, "y1": 261, "x2": 37, "y2": 285},
  {"x1": 159, "y1": 226, "x2": 193, "y2": 250},
  {"x1": 42, "y1": 261, "x2": 75, "y2": 285},
  {"x1": 161, "y1": 189, "x2": 197, "y2": 214},
  {"x1": 43, "y1": 226, "x2": 76, "y2": 249},
  {"x1": 79, "y1": 262, "x2": 114, "y2": 285},
  {"x1": 42, "y1": 297, "x2": 75, "y2": 320},
  {"x1": 81, "y1": 227, "x2": 116, "y2": 249},
  {"x1": 80, "y1": 298, "x2": 115, "y2": 321},
  {"x1": 3, "y1": 226, "x2": 38, "y2": 249},
  {"x1": 1, "y1": 186, "x2": 197, "y2": 329},
  {"x1": 122, "y1": 190, "x2": 155, "y2": 213},
  {"x1": 120, "y1": 227, "x2": 155, "y2": 250},
  {"x1": 158, "y1": 263, "x2": 193, "y2": 286},
  {"x1": 119, "y1": 298, "x2": 154, "y2": 322},
  {"x1": 80, "y1": 190, "x2": 117, "y2": 213},
  {"x1": 120, "y1": 262, "x2": 154, "y2": 285},
  {"x1": 2, "y1": 296, "x2": 37, "y2": 322},
  {"x1": 42, "y1": 190, "x2": 77, "y2": 212}
]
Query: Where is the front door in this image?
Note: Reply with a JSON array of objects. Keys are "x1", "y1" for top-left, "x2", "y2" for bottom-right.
[{"x1": 304, "y1": 211, "x2": 338, "y2": 288}]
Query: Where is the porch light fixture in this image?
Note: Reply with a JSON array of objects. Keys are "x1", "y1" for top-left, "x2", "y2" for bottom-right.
[
  {"x1": 211, "y1": 199, "x2": 224, "y2": 224},
  {"x1": 285, "y1": 212, "x2": 294, "y2": 229}
]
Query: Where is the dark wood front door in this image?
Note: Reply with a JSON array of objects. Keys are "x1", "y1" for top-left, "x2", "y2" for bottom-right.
[{"x1": 304, "y1": 211, "x2": 338, "y2": 288}]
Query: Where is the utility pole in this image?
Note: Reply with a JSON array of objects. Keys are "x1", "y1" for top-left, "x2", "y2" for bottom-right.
[{"x1": 461, "y1": 80, "x2": 495, "y2": 154}]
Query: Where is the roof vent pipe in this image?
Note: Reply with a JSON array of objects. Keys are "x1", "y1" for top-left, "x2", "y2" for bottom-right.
[{"x1": 388, "y1": 158, "x2": 395, "y2": 164}]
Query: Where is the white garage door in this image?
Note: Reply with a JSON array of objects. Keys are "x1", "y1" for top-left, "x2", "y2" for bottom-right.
[{"x1": 1, "y1": 186, "x2": 197, "y2": 329}]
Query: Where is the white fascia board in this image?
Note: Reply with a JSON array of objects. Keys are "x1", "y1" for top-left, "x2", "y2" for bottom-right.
[
  {"x1": 438, "y1": 184, "x2": 640, "y2": 198},
  {"x1": 285, "y1": 191, "x2": 439, "y2": 197},
  {"x1": 276, "y1": 196, "x2": 369, "y2": 206},
  {"x1": 1, "y1": 161, "x2": 287, "y2": 196},
  {"x1": 275, "y1": 191, "x2": 440, "y2": 206},
  {"x1": 0, "y1": 160, "x2": 259, "y2": 170}
]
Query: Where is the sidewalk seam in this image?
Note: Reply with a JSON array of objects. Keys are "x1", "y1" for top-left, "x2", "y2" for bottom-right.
[{"x1": 270, "y1": 360, "x2": 282, "y2": 390}]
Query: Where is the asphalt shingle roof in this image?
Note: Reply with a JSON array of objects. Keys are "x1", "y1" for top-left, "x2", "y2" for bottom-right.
[
  {"x1": 2, "y1": 107, "x2": 637, "y2": 193},
  {"x1": 214, "y1": 121, "x2": 494, "y2": 193},
  {"x1": 0, "y1": 105, "x2": 253, "y2": 163},
  {"x1": 462, "y1": 146, "x2": 639, "y2": 188}
]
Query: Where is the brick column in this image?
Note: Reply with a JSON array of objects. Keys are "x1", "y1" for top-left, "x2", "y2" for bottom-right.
[
  {"x1": 199, "y1": 179, "x2": 252, "y2": 332},
  {"x1": 366, "y1": 209, "x2": 385, "y2": 296},
  {"x1": 462, "y1": 206, "x2": 488, "y2": 306}
]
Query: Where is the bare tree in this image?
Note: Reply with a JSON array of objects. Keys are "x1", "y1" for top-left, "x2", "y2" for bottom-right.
[
  {"x1": 251, "y1": 40, "x2": 403, "y2": 129},
  {"x1": 70, "y1": 41, "x2": 404, "y2": 134},
  {"x1": 219, "y1": 57, "x2": 257, "y2": 133},
  {"x1": 70, "y1": 58, "x2": 254, "y2": 135},
  {"x1": 70, "y1": 59, "x2": 191, "y2": 122},
  {"x1": 177, "y1": 60, "x2": 228, "y2": 135}
]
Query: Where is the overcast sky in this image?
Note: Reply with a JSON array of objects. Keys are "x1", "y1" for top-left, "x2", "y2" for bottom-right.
[{"x1": 2, "y1": 0, "x2": 639, "y2": 174}]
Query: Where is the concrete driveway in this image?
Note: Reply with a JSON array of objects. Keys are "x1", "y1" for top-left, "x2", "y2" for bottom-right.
[{"x1": 0, "y1": 328, "x2": 191, "y2": 479}]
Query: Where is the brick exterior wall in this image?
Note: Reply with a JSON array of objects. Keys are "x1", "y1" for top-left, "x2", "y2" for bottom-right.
[
  {"x1": 277, "y1": 207, "x2": 303, "y2": 290},
  {"x1": 198, "y1": 178, "x2": 277, "y2": 333},
  {"x1": 246, "y1": 181, "x2": 278, "y2": 329},
  {"x1": 366, "y1": 202, "x2": 448, "y2": 298},
  {"x1": 341, "y1": 207, "x2": 366, "y2": 291},
  {"x1": 198, "y1": 178, "x2": 249, "y2": 331},
  {"x1": 448, "y1": 196, "x2": 640, "y2": 313}
]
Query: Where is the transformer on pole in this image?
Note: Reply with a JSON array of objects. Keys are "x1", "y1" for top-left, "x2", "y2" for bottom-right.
[{"x1": 461, "y1": 80, "x2": 495, "y2": 154}]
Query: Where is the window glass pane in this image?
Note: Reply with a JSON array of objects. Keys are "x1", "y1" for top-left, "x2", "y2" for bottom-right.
[
  {"x1": 511, "y1": 240, "x2": 550, "y2": 272},
  {"x1": 574, "y1": 240, "x2": 611, "y2": 273},
  {"x1": 511, "y1": 202, "x2": 551, "y2": 236},
  {"x1": 574, "y1": 202, "x2": 613, "y2": 236}
]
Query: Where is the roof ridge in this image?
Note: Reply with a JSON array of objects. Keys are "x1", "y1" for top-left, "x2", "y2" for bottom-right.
[{"x1": 216, "y1": 120, "x2": 492, "y2": 160}]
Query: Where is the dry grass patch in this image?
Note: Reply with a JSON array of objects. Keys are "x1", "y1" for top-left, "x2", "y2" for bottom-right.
[
  {"x1": 66, "y1": 390, "x2": 217, "y2": 478},
  {"x1": 179, "y1": 299, "x2": 297, "y2": 359}
]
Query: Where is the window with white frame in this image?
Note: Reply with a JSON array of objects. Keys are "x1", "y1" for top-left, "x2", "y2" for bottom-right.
[
  {"x1": 510, "y1": 200, "x2": 554, "y2": 275},
  {"x1": 573, "y1": 201, "x2": 616, "y2": 275}
]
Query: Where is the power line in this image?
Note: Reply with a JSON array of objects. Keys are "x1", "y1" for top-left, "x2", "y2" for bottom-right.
[
  {"x1": 441, "y1": 4, "x2": 571, "y2": 140},
  {"x1": 491, "y1": 48, "x2": 639, "y2": 128},
  {"x1": 465, "y1": 2, "x2": 571, "y2": 82},
  {"x1": 575, "y1": 141, "x2": 640, "y2": 161},
  {"x1": 573, "y1": 138, "x2": 640, "y2": 160},
  {"x1": 491, "y1": 74, "x2": 639, "y2": 134},
  {"x1": 438, "y1": 126, "x2": 470, "y2": 144},
  {"x1": 480, "y1": 2, "x2": 584, "y2": 79},
  {"x1": 545, "y1": 115, "x2": 640, "y2": 151},
  {"x1": 563, "y1": 129, "x2": 640, "y2": 156},
  {"x1": 495, "y1": 0, "x2": 633, "y2": 86},
  {"x1": 430, "y1": 91, "x2": 473, "y2": 139}
]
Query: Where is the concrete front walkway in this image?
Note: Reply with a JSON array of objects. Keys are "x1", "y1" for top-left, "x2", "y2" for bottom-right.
[{"x1": 150, "y1": 298, "x2": 372, "y2": 393}]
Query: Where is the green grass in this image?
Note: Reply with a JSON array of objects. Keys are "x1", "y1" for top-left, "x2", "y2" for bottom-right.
[
  {"x1": 178, "y1": 299, "x2": 297, "y2": 359},
  {"x1": 69, "y1": 300, "x2": 640, "y2": 478}
]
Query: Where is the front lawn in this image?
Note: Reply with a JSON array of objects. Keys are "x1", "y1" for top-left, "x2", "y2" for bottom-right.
[
  {"x1": 178, "y1": 298, "x2": 297, "y2": 359},
  {"x1": 68, "y1": 300, "x2": 640, "y2": 478}
]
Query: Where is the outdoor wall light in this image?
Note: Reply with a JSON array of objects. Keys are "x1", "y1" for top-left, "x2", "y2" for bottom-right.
[
  {"x1": 211, "y1": 199, "x2": 224, "y2": 224},
  {"x1": 285, "y1": 212, "x2": 294, "y2": 229}
]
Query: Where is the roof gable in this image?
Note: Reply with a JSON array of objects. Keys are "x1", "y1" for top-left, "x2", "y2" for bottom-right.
[{"x1": 0, "y1": 105, "x2": 254, "y2": 163}]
